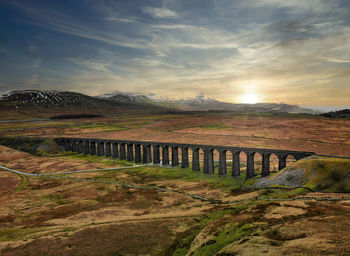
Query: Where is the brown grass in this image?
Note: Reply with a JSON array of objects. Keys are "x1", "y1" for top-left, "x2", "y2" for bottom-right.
[
  {"x1": 0, "y1": 112, "x2": 350, "y2": 255},
  {"x1": 0, "y1": 172, "x2": 21, "y2": 196}
]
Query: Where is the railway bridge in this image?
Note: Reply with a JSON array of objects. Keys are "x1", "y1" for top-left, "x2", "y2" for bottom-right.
[{"x1": 55, "y1": 138, "x2": 315, "y2": 178}]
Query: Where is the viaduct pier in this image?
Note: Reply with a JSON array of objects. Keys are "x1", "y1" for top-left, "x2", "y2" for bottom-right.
[{"x1": 55, "y1": 138, "x2": 315, "y2": 178}]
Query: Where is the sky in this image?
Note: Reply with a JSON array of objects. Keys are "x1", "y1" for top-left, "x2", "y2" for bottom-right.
[{"x1": 0, "y1": 0, "x2": 349, "y2": 105}]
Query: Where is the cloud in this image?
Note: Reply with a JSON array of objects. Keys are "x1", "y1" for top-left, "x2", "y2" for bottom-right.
[
  {"x1": 326, "y1": 58, "x2": 350, "y2": 63},
  {"x1": 143, "y1": 7, "x2": 179, "y2": 18},
  {"x1": 31, "y1": 58, "x2": 42, "y2": 68},
  {"x1": 150, "y1": 24, "x2": 193, "y2": 29},
  {"x1": 225, "y1": 0, "x2": 340, "y2": 14},
  {"x1": 67, "y1": 58, "x2": 113, "y2": 74},
  {"x1": 1, "y1": 0, "x2": 350, "y2": 104},
  {"x1": 258, "y1": 0, "x2": 339, "y2": 14},
  {"x1": 4, "y1": 1, "x2": 239, "y2": 52},
  {"x1": 3, "y1": 1, "x2": 149, "y2": 49},
  {"x1": 105, "y1": 17, "x2": 138, "y2": 23}
]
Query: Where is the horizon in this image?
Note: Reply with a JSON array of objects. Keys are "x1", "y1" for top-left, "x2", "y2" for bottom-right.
[
  {"x1": 1, "y1": 88, "x2": 350, "y2": 110},
  {"x1": 0, "y1": 0, "x2": 349, "y2": 105}
]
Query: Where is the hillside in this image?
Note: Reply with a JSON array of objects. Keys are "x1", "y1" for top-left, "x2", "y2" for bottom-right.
[
  {"x1": 320, "y1": 109, "x2": 350, "y2": 118},
  {"x1": 0, "y1": 90, "x2": 172, "y2": 114},
  {"x1": 0, "y1": 90, "x2": 106, "y2": 107}
]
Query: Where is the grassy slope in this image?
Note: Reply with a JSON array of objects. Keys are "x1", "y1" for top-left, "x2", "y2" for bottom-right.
[{"x1": 253, "y1": 157, "x2": 350, "y2": 192}]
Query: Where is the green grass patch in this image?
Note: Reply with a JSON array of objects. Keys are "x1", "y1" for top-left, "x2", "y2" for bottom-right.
[
  {"x1": 172, "y1": 200, "x2": 261, "y2": 255},
  {"x1": 304, "y1": 158, "x2": 350, "y2": 192},
  {"x1": 67, "y1": 123, "x2": 127, "y2": 130},
  {"x1": 173, "y1": 247, "x2": 188, "y2": 256},
  {"x1": 265, "y1": 157, "x2": 350, "y2": 193},
  {"x1": 117, "y1": 114, "x2": 185, "y2": 120},
  {"x1": 14, "y1": 175, "x2": 29, "y2": 192},
  {"x1": 119, "y1": 165, "x2": 246, "y2": 191},
  {"x1": 257, "y1": 187, "x2": 308, "y2": 200},
  {"x1": 201, "y1": 123, "x2": 231, "y2": 130},
  {"x1": 0, "y1": 226, "x2": 47, "y2": 242},
  {"x1": 192, "y1": 223, "x2": 256, "y2": 256},
  {"x1": 43, "y1": 193, "x2": 71, "y2": 205},
  {"x1": 51, "y1": 152, "x2": 133, "y2": 167}
]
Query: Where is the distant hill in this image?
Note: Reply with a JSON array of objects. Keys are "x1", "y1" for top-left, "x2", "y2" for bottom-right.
[
  {"x1": 301, "y1": 105, "x2": 350, "y2": 113},
  {"x1": 320, "y1": 109, "x2": 350, "y2": 118},
  {"x1": 107, "y1": 94, "x2": 155, "y2": 104},
  {"x1": 100, "y1": 90, "x2": 317, "y2": 114}
]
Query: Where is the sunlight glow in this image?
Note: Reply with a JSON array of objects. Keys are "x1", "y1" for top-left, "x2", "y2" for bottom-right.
[{"x1": 240, "y1": 93, "x2": 259, "y2": 104}]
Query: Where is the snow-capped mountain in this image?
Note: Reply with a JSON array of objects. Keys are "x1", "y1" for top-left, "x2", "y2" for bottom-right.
[
  {"x1": 98, "y1": 90, "x2": 163, "y2": 104},
  {"x1": 99, "y1": 90, "x2": 219, "y2": 104},
  {"x1": 0, "y1": 89, "x2": 172, "y2": 113},
  {"x1": 98, "y1": 90, "x2": 317, "y2": 113},
  {"x1": 174, "y1": 93, "x2": 219, "y2": 104},
  {"x1": 0, "y1": 90, "x2": 96, "y2": 106}
]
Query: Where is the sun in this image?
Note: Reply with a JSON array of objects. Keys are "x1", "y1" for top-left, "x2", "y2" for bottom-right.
[{"x1": 241, "y1": 93, "x2": 258, "y2": 104}]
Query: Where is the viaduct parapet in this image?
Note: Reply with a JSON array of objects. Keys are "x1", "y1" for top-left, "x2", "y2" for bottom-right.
[{"x1": 55, "y1": 138, "x2": 315, "y2": 178}]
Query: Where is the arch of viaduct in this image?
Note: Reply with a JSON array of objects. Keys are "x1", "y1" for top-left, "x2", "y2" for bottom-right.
[{"x1": 55, "y1": 138, "x2": 315, "y2": 178}]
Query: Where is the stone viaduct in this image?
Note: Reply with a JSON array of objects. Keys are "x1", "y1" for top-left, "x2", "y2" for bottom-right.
[{"x1": 55, "y1": 138, "x2": 315, "y2": 178}]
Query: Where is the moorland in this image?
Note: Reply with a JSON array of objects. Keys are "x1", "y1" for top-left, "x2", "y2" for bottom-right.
[{"x1": 0, "y1": 104, "x2": 350, "y2": 256}]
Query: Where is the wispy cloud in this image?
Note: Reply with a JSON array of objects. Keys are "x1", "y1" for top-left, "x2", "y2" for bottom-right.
[
  {"x1": 105, "y1": 17, "x2": 138, "y2": 23},
  {"x1": 142, "y1": 7, "x2": 179, "y2": 19},
  {"x1": 4, "y1": 1, "x2": 149, "y2": 49},
  {"x1": 326, "y1": 58, "x2": 350, "y2": 63},
  {"x1": 224, "y1": 0, "x2": 340, "y2": 14},
  {"x1": 258, "y1": 0, "x2": 339, "y2": 14}
]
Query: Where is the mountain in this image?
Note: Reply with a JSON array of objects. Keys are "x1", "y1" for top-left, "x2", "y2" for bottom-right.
[
  {"x1": 107, "y1": 94, "x2": 155, "y2": 104},
  {"x1": 0, "y1": 89, "x2": 317, "y2": 115},
  {"x1": 0, "y1": 90, "x2": 103, "y2": 107},
  {"x1": 99, "y1": 90, "x2": 317, "y2": 114},
  {"x1": 174, "y1": 93, "x2": 219, "y2": 104},
  {"x1": 0, "y1": 90, "x2": 171, "y2": 114}
]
